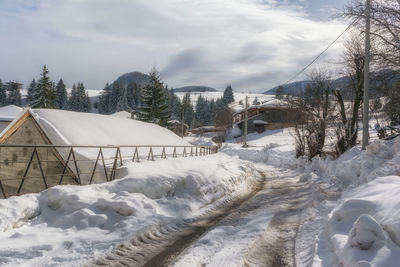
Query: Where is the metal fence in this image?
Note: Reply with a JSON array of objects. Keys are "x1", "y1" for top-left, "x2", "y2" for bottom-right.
[{"x1": 0, "y1": 144, "x2": 218, "y2": 198}]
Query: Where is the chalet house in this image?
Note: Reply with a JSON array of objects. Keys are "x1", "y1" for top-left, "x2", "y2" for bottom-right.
[{"x1": 233, "y1": 104, "x2": 303, "y2": 134}]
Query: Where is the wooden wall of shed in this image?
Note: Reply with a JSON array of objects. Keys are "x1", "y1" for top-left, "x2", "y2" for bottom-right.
[{"x1": 0, "y1": 116, "x2": 76, "y2": 198}]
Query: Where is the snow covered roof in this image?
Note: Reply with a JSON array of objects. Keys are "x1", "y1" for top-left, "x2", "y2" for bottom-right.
[
  {"x1": 28, "y1": 109, "x2": 191, "y2": 146},
  {"x1": 0, "y1": 105, "x2": 23, "y2": 121},
  {"x1": 233, "y1": 99, "x2": 287, "y2": 115},
  {"x1": 253, "y1": 120, "x2": 268, "y2": 125}
]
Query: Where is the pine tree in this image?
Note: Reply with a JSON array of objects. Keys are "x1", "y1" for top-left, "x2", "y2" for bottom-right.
[
  {"x1": 116, "y1": 88, "x2": 129, "y2": 112},
  {"x1": 275, "y1": 86, "x2": 284, "y2": 99},
  {"x1": 223, "y1": 85, "x2": 234, "y2": 104},
  {"x1": 126, "y1": 82, "x2": 136, "y2": 111},
  {"x1": 97, "y1": 83, "x2": 112, "y2": 114},
  {"x1": 69, "y1": 82, "x2": 91, "y2": 112},
  {"x1": 168, "y1": 88, "x2": 182, "y2": 120},
  {"x1": 6, "y1": 81, "x2": 22, "y2": 106},
  {"x1": 207, "y1": 99, "x2": 215, "y2": 125},
  {"x1": 181, "y1": 93, "x2": 194, "y2": 127},
  {"x1": 252, "y1": 96, "x2": 260, "y2": 105},
  {"x1": 55, "y1": 79, "x2": 68, "y2": 109},
  {"x1": 83, "y1": 91, "x2": 91, "y2": 112},
  {"x1": 27, "y1": 79, "x2": 38, "y2": 106},
  {"x1": 0, "y1": 80, "x2": 6, "y2": 107},
  {"x1": 139, "y1": 67, "x2": 171, "y2": 127},
  {"x1": 194, "y1": 95, "x2": 209, "y2": 127},
  {"x1": 110, "y1": 82, "x2": 124, "y2": 113},
  {"x1": 34, "y1": 65, "x2": 56, "y2": 108},
  {"x1": 68, "y1": 84, "x2": 78, "y2": 111}
]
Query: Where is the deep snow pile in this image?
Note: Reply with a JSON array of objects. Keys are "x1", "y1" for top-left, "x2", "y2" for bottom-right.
[
  {"x1": 322, "y1": 176, "x2": 400, "y2": 267},
  {"x1": 0, "y1": 153, "x2": 261, "y2": 266}
]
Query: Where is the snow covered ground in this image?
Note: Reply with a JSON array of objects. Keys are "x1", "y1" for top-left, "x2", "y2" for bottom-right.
[
  {"x1": 1, "y1": 104, "x2": 399, "y2": 266},
  {"x1": 0, "y1": 153, "x2": 261, "y2": 266}
]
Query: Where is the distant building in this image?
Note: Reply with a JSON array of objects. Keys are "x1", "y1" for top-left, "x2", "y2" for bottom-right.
[
  {"x1": 0, "y1": 105, "x2": 23, "y2": 133},
  {"x1": 234, "y1": 104, "x2": 302, "y2": 134}
]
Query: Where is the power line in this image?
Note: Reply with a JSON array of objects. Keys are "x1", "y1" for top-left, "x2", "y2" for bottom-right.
[{"x1": 281, "y1": 18, "x2": 359, "y2": 86}]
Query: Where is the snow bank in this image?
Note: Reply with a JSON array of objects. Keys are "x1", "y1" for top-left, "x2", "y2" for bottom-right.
[
  {"x1": 306, "y1": 137, "x2": 400, "y2": 186},
  {"x1": 325, "y1": 176, "x2": 400, "y2": 266},
  {"x1": 0, "y1": 153, "x2": 261, "y2": 266}
]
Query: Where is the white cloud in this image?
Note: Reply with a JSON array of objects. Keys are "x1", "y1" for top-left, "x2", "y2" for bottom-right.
[{"x1": 0, "y1": 0, "x2": 350, "y2": 92}]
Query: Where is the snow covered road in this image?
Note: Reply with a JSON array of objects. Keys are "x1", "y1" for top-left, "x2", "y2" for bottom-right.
[{"x1": 93, "y1": 167, "x2": 318, "y2": 267}]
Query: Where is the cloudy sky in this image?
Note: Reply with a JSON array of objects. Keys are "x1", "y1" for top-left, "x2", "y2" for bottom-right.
[{"x1": 0, "y1": 0, "x2": 351, "y2": 92}]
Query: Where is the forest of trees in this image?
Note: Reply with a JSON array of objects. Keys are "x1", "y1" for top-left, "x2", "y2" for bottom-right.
[
  {"x1": 11, "y1": 65, "x2": 92, "y2": 112},
  {"x1": 1, "y1": 65, "x2": 236, "y2": 130},
  {"x1": 96, "y1": 67, "x2": 235, "y2": 129}
]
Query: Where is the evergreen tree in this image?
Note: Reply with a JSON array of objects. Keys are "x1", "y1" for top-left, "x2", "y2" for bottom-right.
[
  {"x1": 69, "y1": 82, "x2": 91, "y2": 112},
  {"x1": 168, "y1": 88, "x2": 182, "y2": 120},
  {"x1": 223, "y1": 85, "x2": 234, "y2": 104},
  {"x1": 207, "y1": 99, "x2": 216, "y2": 125},
  {"x1": 83, "y1": 91, "x2": 91, "y2": 112},
  {"x1": 194, "y1": 95, "x2": 209, "y2": 127},
  {"x1": 97, "y1": 83, "x2": 112, "y2": 114},
  {"x1": 126, "y1": 82, "x2": 136, "y2": 111},
  {"x1": 139, "y1": 67, "x2": 171, "y2": 127},
  {"x1": 27, "y1": 79, "x2": 38, "y2": 106},
  {"x1": 6, "y1": 81, "x2": 22, "y2": 106},
  {"x1": 55, "y1": 79, "x2": 68, "y2": 109},
  {"x1": 252, "y1": 96, "x2": 260, "y2": 105},
  {"x1": 181, "y1": 93, "x2": 194, "y2": 127},
  {"x1": 116, "y1": 88, "x2": 129, "y2": 112},
  {"x1": 68, "y1": 84, "x2": 79, "y2": 111},
  {"x1": 34, "y1": 65, "x2": 56, "y2": 108},
  {"x1": 133, "y1": 83, "x2": 142, "y2": 107},
  {"x1": 110, "y1": 81, "x2": 124, "y2": 113},
  {"x1": 275, "y1": 86, "x2": 284, "y2": 99},
  {"x1": 0, "y1": 80, "x2": 6, "y2": 107}
]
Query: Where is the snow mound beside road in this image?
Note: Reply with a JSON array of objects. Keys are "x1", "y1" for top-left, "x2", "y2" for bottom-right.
[
  {"x1": 0, "y1": 153, "x2": 261, "y2": 266},
  {"x1": 325, "y1": 176, "x2": 400, "y2": 266}
]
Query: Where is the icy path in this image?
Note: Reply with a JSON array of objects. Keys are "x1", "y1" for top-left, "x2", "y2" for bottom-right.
[{"x1": 93, "y1": 167, "x2": 319, "y2": 267}]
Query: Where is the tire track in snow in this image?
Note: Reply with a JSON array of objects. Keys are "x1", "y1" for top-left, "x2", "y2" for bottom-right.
[{"x1": 91, "y1": 171, "x2": 266, "y2": 267}]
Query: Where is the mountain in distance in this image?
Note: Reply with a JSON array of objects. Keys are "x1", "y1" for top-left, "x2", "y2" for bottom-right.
[
  {"x1": 264, "y1": 80, "x2": 312, "y2": 95},
  {"x1": 113, "y1": 72, "x2": 149, "y2": 87},
  {"x1": 264, "y1": 69, "x2": 400, "y2": 97},
  {"x1": 173, "y1": 86, "x2": 217, "y2": 92},
  {"x1": 112, "y1": 72, "x2": 217, "y2": 93}
]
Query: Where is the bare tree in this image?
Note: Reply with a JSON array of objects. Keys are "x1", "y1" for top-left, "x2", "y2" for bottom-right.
[
  {"x1": 289, "y1": 68, "x2": 333, "y2": 160},
  {"x1": 333, "y1": 36, "x2": 365, "y2": 154},
  {"x1": 340, "y1": 0, "x2": 400, "y2": 70}
]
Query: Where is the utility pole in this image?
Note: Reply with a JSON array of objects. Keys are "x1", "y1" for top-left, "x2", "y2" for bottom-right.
[
  {"x1": 181, "y1": 108, "x2": 185, "y2": 138},
  {"x1": 362, "y1": 0, "x2": 371, "y2": 150},
  {"x1": 243, "y1": 96, "x2": 248, "y2": 147}
]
